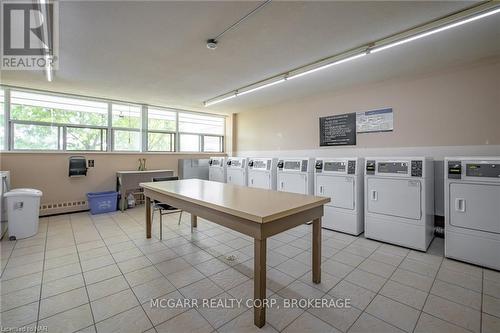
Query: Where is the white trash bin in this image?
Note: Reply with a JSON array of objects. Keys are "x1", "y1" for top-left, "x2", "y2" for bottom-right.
[{"x1": 5, "y1": 188, "x2": 43, "y2": 240}]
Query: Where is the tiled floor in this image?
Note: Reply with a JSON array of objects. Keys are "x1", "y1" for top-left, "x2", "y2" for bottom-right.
[{"x1": 1, "y1": 206, "x2": 499, "y2": 333}]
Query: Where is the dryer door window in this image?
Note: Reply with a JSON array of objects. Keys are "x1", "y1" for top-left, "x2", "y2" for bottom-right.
[
  {"x1": 367, "y1": 178, "x2": 422, "y2": 220},
  {"x1": 278, "y1": 173, "x2": 307, "y2": 194},
  {"x1": 316, "y1": 175, "x2": 355, "y2": 210},
  {"x1": 449, "y1": 183, "x2": 500, "y2": 234}
]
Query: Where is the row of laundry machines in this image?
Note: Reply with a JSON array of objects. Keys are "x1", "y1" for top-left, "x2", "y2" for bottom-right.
[{"x1": 208, "y1": 156, "x2": 500, "y2": 270}]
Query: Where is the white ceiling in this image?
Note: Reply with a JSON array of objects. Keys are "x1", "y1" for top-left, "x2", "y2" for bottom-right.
[{"x1": 1, "y1": 1, "x2": 499, "y2": 114}]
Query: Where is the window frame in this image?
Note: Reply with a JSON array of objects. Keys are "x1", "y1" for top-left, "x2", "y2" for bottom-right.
[
  {"x1": 147, "y1": 131, "x2": 176, "y2": 152},
  {"x1": 2, "y1": 86, "x2": 226, "y2": 153},
  {"x1": 202, "y1": 134, "x2": 224, "y2": 153}
]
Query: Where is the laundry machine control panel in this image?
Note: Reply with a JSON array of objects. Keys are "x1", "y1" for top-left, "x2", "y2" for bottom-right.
[
  {"x1": 227, "y1": 158, "x2": 246, "y2": 168},
  {"x1": 209, "y1": 157, "x2": 224, "y2": 167},
  {"x1": 248, "y1": 158, "x2": 271, "y2": 170},
  {"x1": 447, "y1": 161, "x2": 462, "y2": 179},
  {"x1": 366, "y1": 161, "x2": 376, "y2": 175},
  {"x1": 365, "y1": 159, "x2": 425, "y2": 177},
  {"x1": 466, "y1": 163, "x2": 500, "y2": 178},
  {"x1": 411, "y1": 160, "x2": 423, "y2": 177},
  {"x1": 315, "y1": 159, "x2": 357, "y2": 175},
  {"x1": 348, "y1": 160, "x2": 356, "y2": 175},
  {"x1": 448, "y1": 160, "x2": 500, "y2": 180},
  {"x1": 278, "y1": 159, "x2": 310, "y2": 172}
]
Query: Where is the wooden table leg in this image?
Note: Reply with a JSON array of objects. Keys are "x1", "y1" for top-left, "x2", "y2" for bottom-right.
[
  {"x1": 191, "y1": 214, "x2": 197, "y2": 233},
  {"x1": 145, "y1": 196, "x2": 151, "y2": 238},
  {"x1": 312, "y1": 218, "x2": 321, "y2": 283},
  {"x1": 254, "y1": 237, "x2": 267, "y2": 328}
]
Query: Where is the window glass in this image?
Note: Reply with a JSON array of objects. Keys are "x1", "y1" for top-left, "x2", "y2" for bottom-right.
[
  {"x1": 113, "y1": 130, "x2": 140, "y2": 151},
  {"x1": 10, "y1": 90, "x2": 108, "y2": 126},
  {"x1": 112, "y1": 103, "x2": 141, "y2": 129},
  {"x1": 148, "y1": 107, "x2": 176, "y2": 131},
  {"x1": 13, "y1": 123, "x2": 59, "y2": 150},
  {"x1": 203, "y1": 136, "x2": 222, "y2": 152},
  {"x1": 148, "y1": 132, "x2": 174, "y2": 152},
  {"x1": 178, "y1": 112, "x2": 224, "y2": 135},
  {"x1": 66, "y1": 127, "x2": 107, "y2": 151},
  {"x1": 179, "y1": 134, "x2": 200, "y2": 152},
  {"x1": 4, "y1": 88, "x2": 224, "y2": 153}
]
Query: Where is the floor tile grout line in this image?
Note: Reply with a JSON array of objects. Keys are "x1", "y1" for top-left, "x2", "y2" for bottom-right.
[
  {"x1": 124, "y1": 211, "x2": 222, "y2": 332},
  {"x1": 34, "y1": 218, "x2": 50, "y2": 332},
  {"x1": 1, "y1": 239, "x2": 43, "y2": 274},
  {"x1": 411, "y1": 246, "x2": 444, "y2": 333},
  {"x1": 479, "y1": 269, "x2": 484, "y2": 333},
  {"x1": 3, "y1": 209, "x2": 494, "y2": 333},
  {"x1": 126, "y1": 210, "x2": 266, "y2": 331},
  {"x1": 297, "y1": 236, "x2": 385, "y2": 333},
  {"x1": 120, "y1": 211, "x2": 215, "y2": 330},
  {"x1": 344, "y1": 240, "x2": 413, "y2": 333},
  {"x1": 88, "y1": 213, "x2": 157, "y2": 331},
  {"x1": 68, "y1": 214, "x2": 99, "y2": 333}
]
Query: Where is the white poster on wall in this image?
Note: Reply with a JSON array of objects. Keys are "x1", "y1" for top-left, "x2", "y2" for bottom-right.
[{"x1": 356, "y1": 108, "x2": 393, "y2": 133}]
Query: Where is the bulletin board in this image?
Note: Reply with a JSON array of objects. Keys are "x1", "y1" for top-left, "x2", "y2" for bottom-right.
[{"x1": 319, "y1": 112, "x2": 357, "y2": 146}]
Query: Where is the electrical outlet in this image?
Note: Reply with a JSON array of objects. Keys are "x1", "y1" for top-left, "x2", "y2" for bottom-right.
[{"x1": 88, "y1": 160, "x2": 95, "y2": 168}]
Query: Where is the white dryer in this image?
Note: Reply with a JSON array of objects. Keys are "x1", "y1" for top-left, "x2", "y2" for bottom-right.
[
  {"x1": 277, "y1": 158, "x2": 315, "y2": 195},
  {"x1": 445, "y1": 157, "x2": 500, "y2": 270},
  {"x1": 208, "y1": 157, "x2": 226, "y2": 183},
  {"x1": 248, "y1": 158, "x2": 278, "y2": 190},
  {"x1": 315, "y1": 158, "x2": 364, "y2": 235},
  {"x1": 226, "y1": 157, "x2": 248, "y2": 186},
  {"x1": 364, "y1": 157, "x2": 434, "y2": 251}
]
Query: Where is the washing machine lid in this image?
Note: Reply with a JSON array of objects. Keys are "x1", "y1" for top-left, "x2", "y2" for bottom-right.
[{"x1": 449, "y1": 182, "x2": 500, "y2": 234}]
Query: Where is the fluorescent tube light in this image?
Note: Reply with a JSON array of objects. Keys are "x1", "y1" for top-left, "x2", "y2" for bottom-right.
[
  {"x1": 287, "y1": 53, "x2": 367, "y2": 80},
  {"x1": 204, "y1": 93, "x2": 237, "y2": 107},
  {"x1": 237, "y1": 79, "x2": 286, "y2": 96},
  {"x1": 45, "y1": 62, "x2": 53, "y2": 82},
  {"x1": 202, "y1": 4, "x2": 500, "y2": 107},
  {"x1": 372, "y1": 7, "x2": 500, "y2": 53}
]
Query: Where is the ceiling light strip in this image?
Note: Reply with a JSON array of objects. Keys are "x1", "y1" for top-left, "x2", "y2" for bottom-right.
[
  {"x1": 287, "y1": 53, "x2": 367, "y2": 80},
  {"x1": 237, "y1": 78, "x2": 286, "y2": 96},
  {"x1": 203, "y1": 2, "x2": 500, "y2": 107},
  {"x1": 372, "y1": 6, "x2": 500, "y2": 53},
  {"x1": 204, "y1": 93, "x2": 237, "y2": 107}
]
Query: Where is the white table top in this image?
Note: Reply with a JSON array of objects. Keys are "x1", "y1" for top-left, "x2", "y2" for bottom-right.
[{"x1": 140, "y1": 179, "x2": 330, "y2": 223}]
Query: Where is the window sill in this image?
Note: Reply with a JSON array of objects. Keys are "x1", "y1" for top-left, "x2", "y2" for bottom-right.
[{"x1": 0, "y1": 150, "x2": 225, "y2": 155}]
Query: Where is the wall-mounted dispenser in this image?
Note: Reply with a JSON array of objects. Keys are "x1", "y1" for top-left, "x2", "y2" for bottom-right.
[{"x1": 69, "y1": 156, "x2": 88, "y2": 177}]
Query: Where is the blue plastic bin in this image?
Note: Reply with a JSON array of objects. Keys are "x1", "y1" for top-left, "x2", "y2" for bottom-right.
[{"x1": 87, "y1": 191, "x2": 118, "y2": 215}]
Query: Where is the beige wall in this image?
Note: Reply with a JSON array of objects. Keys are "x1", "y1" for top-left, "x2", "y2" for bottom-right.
[
  {"x1": 0, "y1": 152, "x2": 224, "y2": 214},
  {"x1": 235, "y1": 58, "x2": 500, "y2": 153}
]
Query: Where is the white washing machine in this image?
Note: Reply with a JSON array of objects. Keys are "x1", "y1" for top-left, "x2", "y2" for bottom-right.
[
  {"x1": 445, "y1": 157, "x2": 500, "y2": 270},
  {"x1": 208, "y1": 157, "x2": 226, "y2": 183},
  {"x1": 248, "y1": 158, "x2": 278, "y2": 190},
  {"x1": 226, "y1": 157, "x2": 248, "y2": 186},
  {"x1": 277, "y1": 158, "x2": 315, "y2": 195},
  {"x1": 364, "y1": 157, "x2": 434, "y2": 251},
  {"x1": 315, "y1": 158, "x2": 364, "y2": 235}
]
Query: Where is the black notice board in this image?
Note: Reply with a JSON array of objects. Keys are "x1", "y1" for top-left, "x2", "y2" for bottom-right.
[{"x1": 319, "y1": 112, "x2": 357, "y2": 146}]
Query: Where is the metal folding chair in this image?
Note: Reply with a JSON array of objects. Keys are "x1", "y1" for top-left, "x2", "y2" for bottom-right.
[{"x1": 151, "y1": 176, "x2": 182, "y2": 240}]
